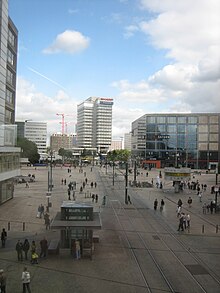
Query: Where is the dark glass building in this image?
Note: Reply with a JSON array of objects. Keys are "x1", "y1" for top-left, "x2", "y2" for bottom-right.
[{"x1": 131, "y1": 113, "x2": 220, "y2": 169}]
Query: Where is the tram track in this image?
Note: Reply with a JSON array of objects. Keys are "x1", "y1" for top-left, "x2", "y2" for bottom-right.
[{"x1": 98, "y1": 168, "x2": 220, "y2": 293}]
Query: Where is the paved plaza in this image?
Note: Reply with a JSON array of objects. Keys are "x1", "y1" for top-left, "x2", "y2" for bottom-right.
[{"x1": 0, "y1": 165, "x2": 220, "y2": 292}]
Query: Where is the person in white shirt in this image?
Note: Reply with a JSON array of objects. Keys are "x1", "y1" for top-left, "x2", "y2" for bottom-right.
[{"x1": 21, "y1": 267, "x2": 31, "y2": 293}]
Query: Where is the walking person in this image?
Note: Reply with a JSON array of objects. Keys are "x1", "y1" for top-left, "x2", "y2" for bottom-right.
[
  {"x1": 127, "y1": 195, "x2": 132, "y2": 204},
  {"x1": 160, "y1": 199, "x2": 165, "y2": 211},
  {"x1": 23, "y1": 239, "x2": 30, "y2": 260},
  {"x1": 16, "y1": 240, "x2": 23, "y2": 261},
  {"x1": 21, "y1": 267, "x2": 31, "y2": 293},
  {"x1": 187, "y1": 197, "x2": 192, "y2": 208},
  {"x1": 75, "y1": 240, "x2": 81, "y2": 260},
  {"x1": 40, "y1": 237, "x2": 48, "y2": 258},
  {"x1": 186, "y1": 214, "x2": 191, "y2": 228},
  {"x1": 1, "y1": 228, "x2": 7, "y2": 248},
  {"x1": 0, "y1": 269, "x2": 6, "y2": 293},
  {"x1": 154, "y1": 199, "x2": 158, "y2": 211}
]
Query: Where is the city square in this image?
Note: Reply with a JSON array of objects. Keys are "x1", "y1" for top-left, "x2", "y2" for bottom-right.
[{"x1": 0, "y1": 165, "x2": 220, "y2": 292}]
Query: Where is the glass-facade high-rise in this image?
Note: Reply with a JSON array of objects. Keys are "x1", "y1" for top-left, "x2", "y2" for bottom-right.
[
  {"x1": 0, "y1": 0, "x2": 20, "y2": 205},
  {"x1": 131, "y1": 113, "x2": 220, "y2": 169}
]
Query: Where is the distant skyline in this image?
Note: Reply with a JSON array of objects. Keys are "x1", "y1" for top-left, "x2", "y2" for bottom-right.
[{"x1": 9, "y1": 0, "x2": 220, "y2": 140}]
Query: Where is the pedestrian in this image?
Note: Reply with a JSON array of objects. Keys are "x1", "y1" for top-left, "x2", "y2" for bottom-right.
[
  {"x1": 127, "y1": 195, "x2": 132, "y2": 204},
  {"x1": 25, "y1": 182, "x2": 29, "y2": 188},
  {"x1": 92, "y1": 194, "x2": 95, "y2": 202},
  {"x1": 36, "y1": 205, "x2": 41, "y2": 218},
  {"x1": 177, "y1": 206, "x2": 182, "y2": 217},
  {"x1": 16, "y1": 240, "x2": 23, "y2": 261},
  {"x1": 177, "y1": 214, "x2": 184, "y2": 231},
  {"x1": 23, "y1": 239, "x2": 30, "y2": 260},
  {"x1": 40, "y1": 204, "x2": 44, "y2": 218},
  {"x1": 198, "y1": 191, "x2": 202, "y2": 202},
  {"x1": 44, "y1": 214, "x2": 50, "y2": 230},
  {"x1": 1, "y1": 228, "x2": 7, "y2": 248},
  {"x1": 177, "y1": 199, "x2": 183, "y2": 207},
  {"x1": 68, "y1": 189, "x2": 71, "y2": 200},
  {"x1": 75, "y1": 240, "x2": 81, "y2": 260},
  {"x1": 61, "y1": 178, "x2": 63, "y2": 185},
  {"x1": 0, "y1": 269, "x2": 6, "y2": 293},
  {"x1": 91, "y1": 182, "x2": 93, "y2": 188},
  {"x1": 186, "y1": 214, "x2": 191, "y2": 228},
  {"x1": 154, "y1": 199, "x2": 158, "y2": 211},
  {"x1": 95, "y1": 194, "x2": 98, "y2": 203},
  {"x1": 21, "y1": 267, "x2": 31, "y2": 293},
  {"x1": 202, "y1": 203, "x2": 207, "y2": 214},
  {"x1": 40, "y1": 237, "x2": 48, "y2": 258},
  {"x1": 94, "y1": 182, "x2": 97, "y2": 188},
  {"x1": 160, "y1": 199, "x2": 165, "y2": 211},
  {"x1": 64, "y1": 179, "x2": 66, "y2": 185},
  {"x1": 30, "y1": 241, "x2": 36, "y2": 254},
  {"x1": 187, "y1": 197, "x2": 192, "y2": 207}
]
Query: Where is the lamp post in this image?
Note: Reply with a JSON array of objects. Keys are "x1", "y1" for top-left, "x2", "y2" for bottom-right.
[
  {"x1": 125, "y1": 162, "x2": 128, "y2": 204},
  {"x1": 47, "y1": 151, "x2": 54, "y2": 212},
  {"x1": 112, "y1": 161, "x2": 115, "y2": 186}
]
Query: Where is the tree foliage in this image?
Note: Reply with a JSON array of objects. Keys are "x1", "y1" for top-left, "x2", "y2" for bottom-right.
[
  {"x1": 58, "y1": 148, "x2": 73, "y2": 159},
  {"x1": 17, "y1": 137, "x2": 40, "y2": 164},
  {"x1": 107, "y1": 149, "x2": 130, "y2": 162}
]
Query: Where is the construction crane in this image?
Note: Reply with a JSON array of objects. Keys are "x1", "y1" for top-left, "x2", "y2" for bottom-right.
[
  {"x1": 56, "y1": 113, "x2": 65, "y2": 134},
  {"x1": 56, "y1": 113, "x2": 75, "y2": 134}
]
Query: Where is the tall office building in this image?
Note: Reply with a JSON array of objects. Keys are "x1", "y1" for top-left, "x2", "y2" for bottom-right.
[
  {"x1": 77, "y1": 97, "x2": 113, "y2": 153},
  {"x1": 124, "y1": 132, "x2": 132, "y2": 151},
  {"x1": 0, "y1": 0, "x2": 20, "y2": 204},
  {"x1": 16, "y1": 121, "x2": 47, "y2": 160},
  {"x1": 131, "y1": 113, "x2": 220, "y2": 169}
]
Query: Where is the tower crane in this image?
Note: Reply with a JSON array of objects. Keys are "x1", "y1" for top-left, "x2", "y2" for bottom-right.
[
  {"x1": 56, "y1": 113, "x2": 65, "y2": 134},
  {"x1": 56, "y1": 113, "x2": 75, "y2": 134}
]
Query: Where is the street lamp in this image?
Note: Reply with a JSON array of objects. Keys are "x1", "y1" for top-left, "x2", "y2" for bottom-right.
[{"x1": 125, "y1": 162, "x2": 128, "y2": 204}]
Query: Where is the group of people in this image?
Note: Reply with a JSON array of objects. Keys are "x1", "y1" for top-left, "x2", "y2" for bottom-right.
[
  {"x1": 15, "y1": 237, "x2": 48, "y2": 264},
  {"x1": 154, "y1": 198, "x2": 165, "y2": 211}
]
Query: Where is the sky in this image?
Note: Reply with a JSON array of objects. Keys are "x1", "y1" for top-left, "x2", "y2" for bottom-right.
[{"x1": 9, "y1": 0, "x2": 220, "y2": 141}]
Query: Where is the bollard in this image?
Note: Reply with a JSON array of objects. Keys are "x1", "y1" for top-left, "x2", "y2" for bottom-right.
[
  {"x1": 8, "y1": 222, "x2": 10, "y2": 231},
  {"x1": 23, "y1": 222, "x2": 25, "y2": 231},
  {"x1": 216, "y1": 225, "x2": 218, "y2": 233},
  {"x1": 202, "y1": 224, "x2": 205, "y2": 233}
]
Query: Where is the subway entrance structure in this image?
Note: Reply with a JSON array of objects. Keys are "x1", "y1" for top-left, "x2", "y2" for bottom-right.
[
  {"x1": 164, "y1": 168, "x2": 191, "y2": 192},
  {"x1": 51, "y1": 202, "x2": 101, "y2": 259}
]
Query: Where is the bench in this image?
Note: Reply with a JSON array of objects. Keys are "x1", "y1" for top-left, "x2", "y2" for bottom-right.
[{"x1": 48, "y1": 239, "x2": 60, "y2": 255}]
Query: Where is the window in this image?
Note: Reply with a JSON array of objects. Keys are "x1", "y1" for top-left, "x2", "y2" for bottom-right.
[
  {"x1": 188, "y1": 116, "x2": 198, "y2": 124},
  {"x1": 8, "y1": 29, "x2": 15, "y2": 47},
  {"x1": 167, "y1": 116, "x2": 176, "y2": 123},
  {"x1": 6, "y1": 88, "x2": 14, "y2": 104},
  {"x1": 6, "y1": 69, "x2": 14, "y2": 86},
  {"x1": 7, "y1": 48, "x2": 15, "y2": 66}
]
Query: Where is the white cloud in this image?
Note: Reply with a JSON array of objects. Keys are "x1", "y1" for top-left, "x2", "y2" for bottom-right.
[
  {"x1": 15, "y1": 77, "x2": 78, "y2": 136},
  {"x1": 113, "y1": 0, "x2": 220, "y2": 120},
  {"x1": 124, "y1": 24, "x2": 139, "y2": 38},
  {"x1": 43, "y1": 30, "x2": 90, "y2": 54}
]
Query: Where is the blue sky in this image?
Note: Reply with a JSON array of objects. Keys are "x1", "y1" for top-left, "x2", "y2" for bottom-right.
[{"x1": 9, "y1": 0, "x2": 220, "y2": 140}]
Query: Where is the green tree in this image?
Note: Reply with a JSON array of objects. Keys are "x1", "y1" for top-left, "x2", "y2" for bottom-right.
[
  {"x1": 107, "y1": 149, "x2": 130, "y2": 162},
  {"x1": 17, "y1": 137, "x2": 40, "y2": 164}
]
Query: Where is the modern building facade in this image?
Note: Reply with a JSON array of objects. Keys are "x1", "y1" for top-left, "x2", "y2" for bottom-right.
[
  {"x1": 77, "y1": 97, "x2": 113, "y2": 153},
  {"x1": 109, "y1": 139, "x2": 123, "y2": 151},
  {"x1": 16, "y1": 121, "x2": 47, "y2": 160},
  {"x1": 0, "y1": 0, "x2": 20, "y2": 205},
  {"x1": 131, "y1": 113, "x2": 220, "y2": 169},
  {"x1": 50, "y1": 133, "x2": 76, "y2": 152},
  {"x1": 124, "y1": 132, "x2": 132, "y2": 151}
]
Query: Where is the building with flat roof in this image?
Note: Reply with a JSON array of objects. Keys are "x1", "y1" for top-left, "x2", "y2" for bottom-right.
[
  {"x1": 50, "y1": 133, "x2": 76, "y2": 152},
  {"x1": 131, "y1": 113, "x2": 220, "y2": 169},
  {"x1": 16, "y1": 121, "x2": 47, "y2": 160},
  {"x1": 0, "y1": 0, "x2": 20, "y2": 204},
  {"x1": 77, "y1": 97, "x2": 113, "y2": 153},
  {"x1": 124, "y1": 132, "x2": 132, "y2": 151}
]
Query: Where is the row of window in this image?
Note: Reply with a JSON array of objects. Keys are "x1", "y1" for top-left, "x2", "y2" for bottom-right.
[{"x1": 146, "y1": 115, "x2": 219, "y2": 124}]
